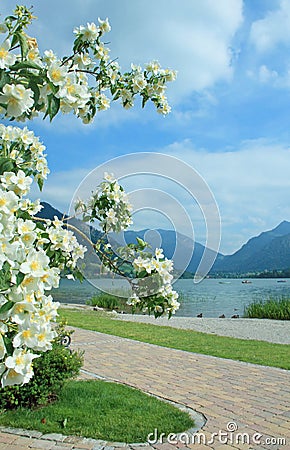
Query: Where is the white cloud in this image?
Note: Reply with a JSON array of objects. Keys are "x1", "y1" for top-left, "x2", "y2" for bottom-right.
[
  {"x1": 250, "y1": 0, "x2": 290, "y2": 53},
  {"x1": 258, "y1": 65, "x2": 279, "y2": 83},
  {"x1": 248, "y1": 63, "x2": 290, "y2": 89},
  {"x1": 164, "y1": 139, "x2": 290, "y2": 253},
  {"x1": 1, "y1": 0, "x2": 243, "y2": 101},
  {"x1": 30, "y1": 168, "x2": 90, "y2": 214}
]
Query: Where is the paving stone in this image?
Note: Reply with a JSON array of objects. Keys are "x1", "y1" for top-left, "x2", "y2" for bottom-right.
[
  {"x1": 127, "y1": 444, "x2": 148, "y2": 447},
  {"x1": 12, "y1": 436, "x2": 34, "y2": 446},
  {"x1": 41, "y1": 434, "x2": 67, "y2": 442},
  {"x1": 64, "y1": 437, "x2": 84, "y2": 444},
  {"x1": 0, "y1": 445, "x2": 29, "y2": 450},
  {"x1": 130, "y1": 446, "x2": 155, "y2": 450},
  {"x1": 152, "y1": 444, "x2": 179, "y2": 450},
  {"x1": 186, "y1": 444, "x2": 213, "y2": 450},
  {"x1": 53, "y1": 445, "x2": 74, "y2": 450},
  {"x1": 110, "y1": 447, "x2": 130, "y2": 450},
  {"x1": 1, "y1": 427, "x2": 30, "y2": 436},
  {"x1": 72, "y1": 440, "x2": 104, "y2": 449},
  {"x1": 0, "y1": 433, "x2": 17, "y2": 444},
  {"x1": 0, "y1": 446, "x2": 10, "y2": 450},
  {"x1": 29, "y1": 439, "x2": 56, "y2": 448}
]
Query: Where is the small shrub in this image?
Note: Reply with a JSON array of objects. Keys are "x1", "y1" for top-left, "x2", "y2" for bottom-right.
[
  {"x1": 86, "y1": 293, "x2": 121, "y2": 309},
  {"x1": 0, "y1": 323, "x2": 83, "y2": 409},
  {"x1": 244, "y1": 296, "x2": 290, "y2": 320},
  {"x1": 86, "y1": 290, "x2": 132, "y2": 311}
]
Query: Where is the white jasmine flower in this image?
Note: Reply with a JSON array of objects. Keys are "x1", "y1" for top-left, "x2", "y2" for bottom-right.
[
  {"x1": 20, "y1": 249, "x2": 49, "y2": 277},
  {"x1": 0, "y1": 39, "x2": 16, "y2": 69},
  {"x1": 98, "y1": 17, "x2": 111, "y2": 33},
  {"x1": 155, "y1": 248, "x2": 164, "y2": 260},
  {"x1": 47, "y1": 62, "x2": 68, "y2": 86},
  {"x1": 0, "y1": 84, "x2": 34, "y2": 118},
  {"x1": 43, "y1": 49, "x2": 57, "y2": 64},
  {"x1": 0, "y1": 23, "x2": 8, "y2": 34}
]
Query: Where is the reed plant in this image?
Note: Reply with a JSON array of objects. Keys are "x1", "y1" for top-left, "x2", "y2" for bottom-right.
[{"x1": 244, "y1": 296, "x2": 290, "y2": 320}]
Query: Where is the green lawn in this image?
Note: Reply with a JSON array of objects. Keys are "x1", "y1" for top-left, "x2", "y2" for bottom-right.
[
  {"x1": 0, "y1": 380, "x2": 194, "y2": 442},
  {"x1": 59, "y1": 309, "x2": 290, "y2": 370}
]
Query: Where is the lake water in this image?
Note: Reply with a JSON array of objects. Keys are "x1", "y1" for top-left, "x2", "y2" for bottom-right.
[{"x1": 52, "y1": 277, "x2": 290, "y2": 318}]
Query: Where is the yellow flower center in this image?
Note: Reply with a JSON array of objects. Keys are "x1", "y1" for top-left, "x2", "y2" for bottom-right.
[
  {"x1": 67, "y1": 85, "x2": 76, "y2": 95},
  {"x1": 28, "y1": 51, "x2": 36, "y2": 61},
  {"x1": 22, "y1": 276, "x2": 33, "y2": 287},
  {"x1": 0, "y1": 48, "x2": 8, "y2": 59},
  {"x1": 7, "y1": 369, "x2": 19, "y2": 379},
  {"x1": 15, "y1": 304, "x2": 24, "y2": 314},
  {"x1": 51, "y1": 69, "x2": 62, "y2": 82},
  {"x1": 22, "y1": 330, "x2": 31, "y2": 339},
  {"x1": 8, "y1": 96, "x2": 19, "y2": 105},
  {"x1": 25, "y1": 293, "x2": 34, "y2": 303},
  {"x1": 15, "y1": 355, "x2": 24, "y2": 366},
  {"x1": 30, "y1": 260, "x2": 40, "y2": 271}
]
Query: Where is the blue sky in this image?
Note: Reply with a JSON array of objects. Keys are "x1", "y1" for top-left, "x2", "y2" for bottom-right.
[{"x1": 2, "y1": 0, "x2": 290, "y2": 255}]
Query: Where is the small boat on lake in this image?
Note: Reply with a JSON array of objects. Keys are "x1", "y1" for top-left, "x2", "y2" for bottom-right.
[{"x1": 242, "y1": 280, "x2": 252, "y2": 284}]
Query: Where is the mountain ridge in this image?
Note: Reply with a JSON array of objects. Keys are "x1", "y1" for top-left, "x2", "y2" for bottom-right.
[{"x1": 37, "y1": 202, "x2": 290, "y2": 274}]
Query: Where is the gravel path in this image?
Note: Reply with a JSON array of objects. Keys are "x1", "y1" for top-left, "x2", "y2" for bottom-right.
[{"x1": 112, "y1": 314, "x2": 290, "y2": 344}]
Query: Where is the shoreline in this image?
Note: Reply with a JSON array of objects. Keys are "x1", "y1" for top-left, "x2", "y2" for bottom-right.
[{"x1": 60, "y1": 304, "x2": 290, "y2": 344}]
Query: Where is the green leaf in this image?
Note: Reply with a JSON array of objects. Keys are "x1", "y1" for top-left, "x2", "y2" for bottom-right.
[
  {"x1": 0, "y1": 300, "x2": 14, "y2": 315},
  {"x1": 37, "y1": 177, "x2": 44, "y2": 191},
  {"x1": 5, "y1": 15, "x2": 17, "y2": 21},
  {"x1": 11, "y1": 61, "x2": 42, "y2": 71},
  {"x1": 16, "y1": 210, "x2": 31, "y2": 221},
  {"x1": 16, "y1": 272, "x2": 25, "y2": 286},
  {"x1": 138, "y1": 270, "x2": 148, "y2": 279},
  {"x1": 17, "y1": 32, "x2": 29, "y2": 60},
  {"x1": 74, "y1": 271, "x2": 84, "y2": 282},
  {"x1": 0, "y1": 70, "x2": 11, "y2": 90},
  {"x1": 136, "y1": 237, "x2": 147, "y2": 250},
  {"x1": 28, "y1": 79, "x2": 40, "y2": 104},
  {"x1": 11, "y1": 32, "x2": 18, "y2": 49},
  {"x1": 3, "y1": 335, "x2": 13, "y2": 355},
  {"x1": 0, "y1": 157, "x2": 16, "y2": 175},
  {"x1": 142, "y1": 95, "x2": 148, "y2": 108},
  {"x1": 47, "y1": 81, "x2": 58, "y2": 95},
  {"x1": 45, "y1": 94, "x2": 60, "y2": 121}
]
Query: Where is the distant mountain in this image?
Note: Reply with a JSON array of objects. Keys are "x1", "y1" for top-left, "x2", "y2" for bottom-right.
[
  {"x1": 213, "y1": 221, "x2": 290, "y2": 273},
  {"x1": 37, "y1": 202, "x2": 223, "y2": 274},
  {"x1": 37, "y1": 201, "x2": 65, "y2": 221},
  {"x1": 38, "y1": 203, "x2": 290, "y2": 275}
]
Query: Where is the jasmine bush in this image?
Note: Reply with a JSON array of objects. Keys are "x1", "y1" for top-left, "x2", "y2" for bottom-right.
[{"x1": 0, "y1": 325, "x2": 83, "y2": 409}]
